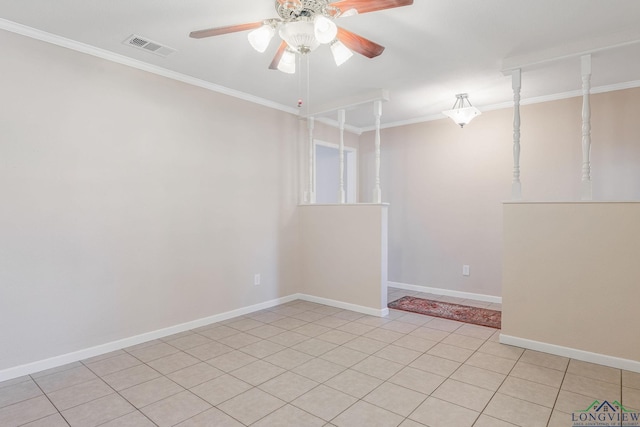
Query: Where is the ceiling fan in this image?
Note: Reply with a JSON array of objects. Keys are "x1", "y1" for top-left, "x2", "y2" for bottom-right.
[{"x1": 190, "y1": 0, "x2": 413, "y2": 73}]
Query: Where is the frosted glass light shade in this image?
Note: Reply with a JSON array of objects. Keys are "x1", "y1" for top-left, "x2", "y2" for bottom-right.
[
  {"x1": 277, "y1": 48, "x2": 296, "y2": 74},
  {"x1": 330, "y1": 40, "x2": 353, "y2": 66},
  {"x1": 248, "y1": 25, "x2": 275, "y2": 53},
  {"x1": 442, "y1": 94, "x2": 481, "y2": 127},
  {"x1": 279, "y1": 20, "x2": 320, "y2": 53},
  {"x1": 442, "y1": 106, "x2": 481, "y2": 127},
  {"x1": 340, "y1": 8, "x2": 358, "y2": 17},
  {"x1": 314, "y1": 15, "x2": 337, "y2": 44}
]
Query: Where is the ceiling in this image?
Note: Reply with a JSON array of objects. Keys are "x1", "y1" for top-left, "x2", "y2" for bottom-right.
[{"x1": 2, "y1": 0, "x2": 640, "y2": 130}]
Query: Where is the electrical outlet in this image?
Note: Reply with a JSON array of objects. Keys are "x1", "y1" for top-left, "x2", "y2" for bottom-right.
[
  {"x1": 254, "y1": 274, "x2": 261, "y2": 286},
  {"x1": 462, "y1": 265, "x2": 470, "y2": 276}
]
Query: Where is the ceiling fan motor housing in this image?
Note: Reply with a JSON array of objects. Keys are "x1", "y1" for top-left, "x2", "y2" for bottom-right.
[{"x1": 276, "y1": 0, "x2": 333, "y2": 20}]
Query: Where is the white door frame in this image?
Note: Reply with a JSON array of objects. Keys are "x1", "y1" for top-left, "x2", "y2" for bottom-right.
[{"x1": 313, "y1": 139, "x2": 358, "y2": 203}]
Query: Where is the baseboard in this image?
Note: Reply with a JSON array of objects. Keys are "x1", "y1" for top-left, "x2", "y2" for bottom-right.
[
  {"x1": 388, "y1": 281, "x2": 502, "y2": 304},
  {"x1": 296, "y1": 294, "x2": 389, "y2": 317},
  {"x1": 500, "y1": 334, "x2": 640, "y2": 373},
  {"x1": 0, "y1": 292, "x2": 388, "y2": 382},
  {"x1": 0, "y1": 294, "x2": 299, "y2": 382}
]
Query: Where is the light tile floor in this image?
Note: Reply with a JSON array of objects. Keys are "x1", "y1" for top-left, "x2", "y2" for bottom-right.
[{"x1": 1, "y1": 287, "x2": 638, "y2": 426}]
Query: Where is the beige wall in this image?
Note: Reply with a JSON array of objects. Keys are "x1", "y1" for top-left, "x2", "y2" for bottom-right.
[
  {"x1": 502, "y1": 202, "x2": 640, "y2": 365},
  {"x1": 359, "y1": 89, "x2": 640, "y2": 298},
  {"x1": 0, "y1": 30, "x2": 301, "y2": 370},
  {"x1": 299, "y1": 205, "x2": 388, "y2": 312},
  {"x1": 3, "y1": 22, "x2": 640, "y2": 376}
]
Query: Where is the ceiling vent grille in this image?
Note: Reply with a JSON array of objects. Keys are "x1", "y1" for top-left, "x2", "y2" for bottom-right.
[{"x1": 123, "y1": 35, "x2": 176, "y2": 57}]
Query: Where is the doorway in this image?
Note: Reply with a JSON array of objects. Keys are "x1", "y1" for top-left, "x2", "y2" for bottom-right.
[{"x1": 314, "y1": 141, "x2": 357, "y2": 204}]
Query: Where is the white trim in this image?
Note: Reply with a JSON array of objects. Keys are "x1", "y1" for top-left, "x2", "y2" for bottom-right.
[
  {"x1": 297, "y1": 293, "x2": 389, "y2": 317},
  {"x1": 313, "y1": 139, "x2": 357, "y2": 151},
  {"x1": 0, "y1": 294, "x2": 298, "y2": 382},
  {"x1": 4, "y1": 18, "x2": 640, "y2": 136},
  {"x1": 313, "y1": 140, "x2": 358, "y2": 204},
  {"x1": 0, "y1": 18, "x2": 370, "y2": 136},
  {"x1": 0, "y1": 292, "x2": 388, "y2": 382},
  {"x1": 500, "y1": 33, "x2": 640, "y2": 74},
  {"x1": 0, "y1": 18, "x2": 298, "y2": 117},
  {"x1": 388, "y1": 281, "x2": 502, "y2": 304},
  {"x1": 314, "y1": 117, "x2": 363, "y2": 135},
  {"x1": 304, "y1": 89, "x2": 389, "y2": 117},
  {"x1": 364, "y1": 79, "x2": 640, "y2": 132},
  {"x1": 500, "y1": 334, "x2": 640, "y2": 374}
]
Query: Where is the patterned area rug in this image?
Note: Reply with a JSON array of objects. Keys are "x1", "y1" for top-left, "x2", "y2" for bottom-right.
[{"x1": 388, "y1": 296, "x2": 501, "y2": 329}]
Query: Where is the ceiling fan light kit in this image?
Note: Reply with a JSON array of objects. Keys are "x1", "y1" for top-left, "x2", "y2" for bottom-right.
[
  {"x1": 189, "y1": 0, "x2": 413, "y2": 73},
  {"x1": 314, "y1": 15, "x2": 338, "y2": 44},
  {"x1": 330, "y1": 39, "x2": 353, "y2": 66},
  {"x1": 442, "y1": 93, "x2": 482, "y2": 128},
  {"x1": 248, "y1": 24, "x2": 276, "y2": 52},
  {"x1": 279, "y1": 19, "x2": 321, "y2": 53},
  {"x1": 277, "y1": 48, "x2": 297, "y2": 73}
]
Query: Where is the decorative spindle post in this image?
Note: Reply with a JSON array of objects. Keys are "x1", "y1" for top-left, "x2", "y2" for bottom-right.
[
  {"x1": 373, "y1": 100, "x2": 382, "y2": 203},
  {"x1": 581, "y1": 54, "x2": 593, "y2": 200},
  {"x1": 338, "y1": 109, "x2": 346, "y2": 204},
  {"x1": 308, "y1": 117, "x2": 315, "y2": 204},
  {"x1": 512, "y1": 69, "x2": 522, "y2": 200}
]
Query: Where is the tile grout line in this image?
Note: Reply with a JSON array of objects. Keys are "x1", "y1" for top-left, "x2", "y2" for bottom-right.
[
  {"x1": 80, "y1": 357, "x2": 160, "y2": 427},
  {"x1": 27, "y1": 374, "x2": 71, "y2": 427},
  {"x1": 87, "y1": 343, "x2": 190, "y2": 427},
  {"x1": 10, "y1": 297, "x2": 628, "y2": 427},
  {"x1": 486, "y1": 347, "x2": 528, "y2": 426}
]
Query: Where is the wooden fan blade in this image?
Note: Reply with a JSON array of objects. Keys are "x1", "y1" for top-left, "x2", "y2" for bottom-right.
[
  {"x1": 269, "y1": 41, "x2": 289, "y2": 70},
  {"x1": 330, "y1": 0, "x2": 413, "y2": 14},
  {"x1": 336, "y1": 27, "x2": 385, "y2": 58},
  {"x1": 189, "y1": 22, "x2": 263, "y2": 39}
]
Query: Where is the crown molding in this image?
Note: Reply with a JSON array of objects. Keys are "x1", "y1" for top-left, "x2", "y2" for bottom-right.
[
  {"x1": 363, "y1": 79, "x2": 640, "y2": 132},
  {"x1": 3, "y1": 18, "x2": 639, "y2": 136},
  {"x1": 1, "y1": 18, "x2": 368, "y2": 135},
  {"x1": 0, "y1": 18, "x2": 299, "y2": 116},
  {"x1": 501, "y1": 30, "x2": 640, "y2": 75}
]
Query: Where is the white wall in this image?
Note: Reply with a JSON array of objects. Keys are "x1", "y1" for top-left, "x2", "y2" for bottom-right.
[
  {"x1": 0, "y1": 29, "x2": 301, "y2": 371},
  {"x1": 359, "y1": 89, "x2": 640, "y2": 298}
]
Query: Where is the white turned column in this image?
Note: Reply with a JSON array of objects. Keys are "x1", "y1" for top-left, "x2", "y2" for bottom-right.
[
  {"x1": 308, "y1": 117, "x2": 316, "y2": 204},
  {"x1": 338, "y1": 109, "x2": 346, "y2": 204},
  {"x1": 581, "y1": 54, "x2": 593, "y2": 200},
  {"x1": 373, "y1": 100, "x2": 382, "y2": 203},
  {"x1": 511, "y1": 69, "x2": 522, "y2": 200}
]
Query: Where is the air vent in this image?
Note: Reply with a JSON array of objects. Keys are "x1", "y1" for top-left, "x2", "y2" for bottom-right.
[{"x1": 123, "y1": 35, "x2": 176, "y2": 57}]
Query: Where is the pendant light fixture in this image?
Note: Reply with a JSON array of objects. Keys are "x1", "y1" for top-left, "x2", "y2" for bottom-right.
[{"x1": 442, "y1": 93, "x2": 481, "y2": 127}]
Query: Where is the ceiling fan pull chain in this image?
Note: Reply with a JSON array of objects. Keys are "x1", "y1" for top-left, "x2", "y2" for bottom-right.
[
  {"x1": 297, "y1": 53, "x2": 303, "y2": 108},
  {"x1": 306, "y1": 54, "x2": 311, "y2": 116}
]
